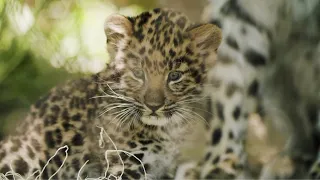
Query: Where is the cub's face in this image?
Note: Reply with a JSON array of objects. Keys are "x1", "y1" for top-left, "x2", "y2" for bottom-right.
[{"x1": 102, "y1": 8, "x2": 221, "y2": 127}]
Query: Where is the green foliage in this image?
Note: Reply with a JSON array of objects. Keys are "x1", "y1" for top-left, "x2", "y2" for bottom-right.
[{"x1": 0, "y1": 0, "x2": 153, "y2": 138}]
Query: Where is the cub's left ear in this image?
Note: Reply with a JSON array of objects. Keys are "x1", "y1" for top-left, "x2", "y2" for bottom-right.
[
  {"x1": 188, "y1": 24, "x2": 222, "y2": 52},
  {"x1": 104, "y1": 14, "x2": 133, "y2": 60}
]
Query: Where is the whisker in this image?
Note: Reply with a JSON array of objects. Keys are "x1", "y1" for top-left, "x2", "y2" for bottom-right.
[
  {"x1": 104, "y1": 83, "x2": 136, "y2": 102},
  {"x1": 182, "y1": 105, "x2": 214, "y2": 116},
  {"x1": 129, "y1": 109, "x2": 139, "y2": 128},
  {"x1": 117, "y1": 109, "x2": 133, "y2": 128},
  {"x1": 178, "y1": 107, "x2": 209, "y2": 126},
  {"x1": 92, "y1": 84, "x2": 138, "y2": 105},
  {"x1": 175, "y1": 111, "x2": 192, "y2": 126},
  {"x1": 133, "y1": 109, "x2": 143, "y2": 127},
  {"x1": 91, "y1": 94, "x2": 134, "y2": 103},
  {"x1": 109, "y1": 106, "x2": 134, "y2": 116},
  {"x1": 111, "y1": 107, "x2": 134, "y2": 127},
  {"x1": 101, "y1": 103, "x2": 133, "y2": 110},
  {"x1": 119, "y1": 108, "x2": 136, "y2": 128},
  {"x1": 98, "y1": 104, "x2": 132, "y2": 117}
]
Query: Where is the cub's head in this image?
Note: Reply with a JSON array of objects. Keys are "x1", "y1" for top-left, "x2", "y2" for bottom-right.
[{"x1": 101, "y1": 8, "x2": 221, "y2": 127}]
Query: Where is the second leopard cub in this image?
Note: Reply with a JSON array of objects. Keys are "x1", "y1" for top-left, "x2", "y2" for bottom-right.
[{"x1": 0, "y1": 8, "x2": 221, "y2": 179}]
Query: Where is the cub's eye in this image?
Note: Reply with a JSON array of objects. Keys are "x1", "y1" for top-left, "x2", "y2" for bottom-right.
[
  {"x1": 168, "y1": 71, "x2": 182, "y2": 81},
  {"x1": 132, "y1": 69, "x2": 144, "y2": 79}
]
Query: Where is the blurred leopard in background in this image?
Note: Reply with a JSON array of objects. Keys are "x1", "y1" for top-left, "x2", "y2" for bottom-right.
[{"x1": 175, "y1": 0, "x2": 320, "y2": 179}]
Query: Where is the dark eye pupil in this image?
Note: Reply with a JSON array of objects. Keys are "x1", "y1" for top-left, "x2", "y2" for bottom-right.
[{"x1": 169, "y1": 71, "x2": 181, "y2": 81}]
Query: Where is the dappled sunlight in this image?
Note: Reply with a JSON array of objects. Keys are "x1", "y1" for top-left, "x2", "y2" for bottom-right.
[
  {"x1": 1, "y1": 0, "x2": 146, "y2": 75},
  {"x1": 0, "y1": 0, "x2": 152, "y2": 138}
]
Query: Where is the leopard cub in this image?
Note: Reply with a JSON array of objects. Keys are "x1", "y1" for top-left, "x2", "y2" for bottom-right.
[{"x1": 0, "y1": 8, "x2": 221, "y2": 179}]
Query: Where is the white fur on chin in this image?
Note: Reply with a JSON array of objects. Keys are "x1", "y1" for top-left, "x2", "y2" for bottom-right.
[{"x1": 141, "y1": 116, "x2": 169, "y2": 126}]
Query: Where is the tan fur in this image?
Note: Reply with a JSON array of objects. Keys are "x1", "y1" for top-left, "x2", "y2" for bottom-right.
[{"x1": 0, "y1": 8, "x2": 222, "y2": 179}]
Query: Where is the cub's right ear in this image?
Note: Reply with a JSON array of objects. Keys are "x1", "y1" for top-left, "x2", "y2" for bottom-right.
[
  {"x1": 188, "y1": 24, "x2": 222, "y2": 52},
  {"x1": 104, "y1": 14, "x2": 133, "y2": 59},
  {"x1": 188, "y1": 24, "x2": 222, "y2": 68}
]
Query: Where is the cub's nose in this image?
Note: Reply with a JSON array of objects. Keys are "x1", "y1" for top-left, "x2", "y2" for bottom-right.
[{"x1": 145, "y1": 103, "x2": 163, "y2": 112}]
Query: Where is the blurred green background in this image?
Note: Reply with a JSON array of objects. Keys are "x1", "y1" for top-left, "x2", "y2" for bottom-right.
[
  {"x1": 0, "y1": 0, "x2": 205, "y2": 139},
  {"x1": 0, "y1": 0, "x2": 153, "y2": 138}
]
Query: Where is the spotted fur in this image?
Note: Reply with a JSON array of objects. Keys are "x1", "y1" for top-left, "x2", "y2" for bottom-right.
[
  {"x1": 0, "y1": 9, "x2": 222, "y2": 179},
  {"x1": 175, "y1": 0, "x2": 320, "y2": 179}
]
